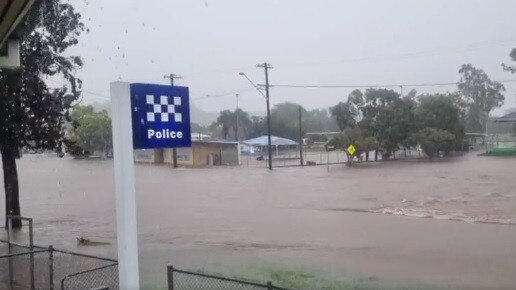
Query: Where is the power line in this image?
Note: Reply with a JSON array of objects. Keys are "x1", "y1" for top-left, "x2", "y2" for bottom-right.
[
  {"x1": 79, "y1": 88, "x2": 255, "y2": 102},
  {"x1": 192, "y1": 88, "x2": 254, "y2": 101},
  {"x1": 82, "y1": 90, "x2": 110, "y2": 99},
  {"x1": 269, "y1": 79, "x2": 516, "y2": 89}
]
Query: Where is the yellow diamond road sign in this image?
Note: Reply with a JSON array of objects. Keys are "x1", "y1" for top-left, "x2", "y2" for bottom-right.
[{"x1": 346, "y1": 144, "x2": 356, "y2": 155}]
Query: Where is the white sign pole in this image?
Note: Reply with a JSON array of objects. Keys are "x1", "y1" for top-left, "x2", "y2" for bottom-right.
[{"x1": 110, "y1": 82, "x2": 140, "y2": 289}]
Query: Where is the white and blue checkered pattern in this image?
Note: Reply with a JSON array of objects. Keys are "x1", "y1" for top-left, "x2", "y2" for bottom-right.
[{"x1": 146, "y1": 94, "x2": 182, "y2": 123}]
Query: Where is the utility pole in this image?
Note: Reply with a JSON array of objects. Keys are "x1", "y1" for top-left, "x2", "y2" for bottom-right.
[
  {"x1": 257, "y1": 62, "x2": 273, "y2": 170},
  {"x1": 235, "y1": 93, "x2": 239, "y2": 142},
  {"x1": 164, "y1": 73, "x2": 182, "y2": 168},
  {"x1": 298, "y1": 105, "x2": 304, "y2": 166}
]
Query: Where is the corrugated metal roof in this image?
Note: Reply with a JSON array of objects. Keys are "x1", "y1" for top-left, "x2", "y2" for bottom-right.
[
  {"x1": 193, "y1": 140, "x2": 238, "y2": 145},
  {"x1": 242, "y1": 135, "x2": 298, "y2": 146}
]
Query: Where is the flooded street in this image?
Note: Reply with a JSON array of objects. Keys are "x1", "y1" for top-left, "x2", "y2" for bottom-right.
[{"x1": 2, "y1": 153, "x2": 516, "y2": 289}]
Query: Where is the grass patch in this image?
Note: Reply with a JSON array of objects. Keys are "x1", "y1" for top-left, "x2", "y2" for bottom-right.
[{"x1": 237, "y1": 263, "x2": 450, "y2": 290}]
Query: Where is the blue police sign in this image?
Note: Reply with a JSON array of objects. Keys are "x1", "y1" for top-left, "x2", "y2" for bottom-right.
[{"x1": 130, "y1": 83, "x2": 191, "y2": 149}]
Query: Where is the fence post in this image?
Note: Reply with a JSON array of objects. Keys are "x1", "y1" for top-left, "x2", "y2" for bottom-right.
[
  {"x1": 29, "y1": 218, "x2": 35, "y2": 290},
  {"x1": 28, "y1": 218, "x2": 34, "y2": 248},
  {"x1": 327, "y1": 150, "x2": 330, "y2": 171},
  {"x1": 48, "y1": 245, "x2": 54, "y2": 290},
  {"x1": 7, "y1": 216, "x2": 14, "y2": 288},
  {"x1": 167, "y1": 265, "x2": 174, "y2": 290},
  {"x1": 6, "y1": 215, "x2": 11, "y2": 246},
  {"x1": 267, "y1": 281, "x2": 273, "y2": 290}
]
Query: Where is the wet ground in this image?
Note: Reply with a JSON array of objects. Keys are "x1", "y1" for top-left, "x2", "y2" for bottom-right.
[{"x1": 1, "y1": 152, "x2": 516, "y2": 289}]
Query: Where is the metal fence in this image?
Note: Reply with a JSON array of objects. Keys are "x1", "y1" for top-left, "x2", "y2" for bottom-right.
[
  {"x1": 0, "y1": 248, "x2": 52, "y2": 290},
  {"x1": 242, "y1": 148, "x2": 425, "y2": 168},
  {"x1": 0, "y1": 241, "x2": 119, "y2": 290},
  {"x1": 241, "y1": 149, "x2": 350, "y2": 168},
  {"x1": 167, "y1": 266, "x2": 293, "y2": 290},
  {"x1": 60, "y1": 262, "x2": 118, "y2": 290},
  {"x1": 0, "y1": 215, "x2": 118, "y2": 290}
]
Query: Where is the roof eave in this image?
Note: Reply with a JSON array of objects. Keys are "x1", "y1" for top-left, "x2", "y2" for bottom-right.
[{"x1": 0, "y1": 0, "x2": 35, "y2": 48}]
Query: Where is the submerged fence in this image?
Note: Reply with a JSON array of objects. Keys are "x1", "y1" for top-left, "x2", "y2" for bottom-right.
[
  {"x1": 242, "y1": 149, "x2": 350, "y2": 168},
  {"x1": 0, "y1": 241, "x2": 118, "y2": 290},
  {"x1": 167, "y1": 265, "x2": 292, "y2": 290},
  {"x1": 0, "y1": 215, "x2": 118, "y2": 290},
  {"x1": 242, "y1": 148, "x2": 424, "y2": 168}
]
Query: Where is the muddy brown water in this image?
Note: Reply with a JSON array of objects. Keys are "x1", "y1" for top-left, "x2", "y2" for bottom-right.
[{"x1": 1, "y1": 153, "x2": 516, "y2": 289}]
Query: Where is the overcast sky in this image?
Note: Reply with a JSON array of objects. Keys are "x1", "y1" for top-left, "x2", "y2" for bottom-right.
[{"x1": 63, "y1": 0, "x2": 516, "y2": 116}]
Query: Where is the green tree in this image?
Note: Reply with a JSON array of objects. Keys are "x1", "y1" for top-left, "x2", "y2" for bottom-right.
[
  {"x1": 375, "y1": 96, "x2": 416, "y2": 158},
  {"x1": 244, "y1": 103, "x2": 338, "y2": 141},
  {"x1": 330, "y1": 101, "x2": 357, "y2": 130},
  {"x1": 270, "y1": 102, "x2": 306, "y2": 140},
  {"x1": 458, "y1": 64, "x2": 505, "y2": 133},
  {"x1": 327, "y1": 127, "x2": 362, "y2": 165},
  {"x1": 502, "y1": 48, "x2": 516, "y2": 73},
  {"x1": 0, "y1": 0, "x2": 85, "y2": 227},
  {"x1": 355, "y1": 136, "x2": 379, "y2": 161},
  {"x1": 415, "y1": 128, "x2": 456, "y2": 159},
  {"x1": 215, "y1": 110, "x2": 234, "y2": 139},
  {"x1": 245, "y1": 116, "x2": 264, "y2": 138},
  {"x1": 358, "y1": 89, "x2": 401, "y2": 160},
  {"x1": 330, "y1": 90, "x2": 363, "y2": 131},
  {"x1": 415, "y1": 94, "x2": 465, "y2": 141},
  {"x1": 233, "y1": 108, "x2": 252, "y2": 141},
  {"x1": 67, "y1": 105, "x2": 112, "y2": 157},
  {"x1": 304, "y1": 108, "x2": 339, "y2": 133},
  {"x1": 214, "y1": 109, "x2": 252, "y2": 140},
  {"x1": 331, "y1": 89, "x2": 416, "y2": 160}
]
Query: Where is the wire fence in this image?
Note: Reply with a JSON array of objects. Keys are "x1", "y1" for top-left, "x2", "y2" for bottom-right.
[
  {"x1": 0, "y1": 240, "x2": 118, "y2": 290},
  {"x1": 167, "y1": 266, "x2": 292, "y2": 290},
  {"x1": 0, "y1": 248, "x2": 52, "y2": 290},
  {"x1": 53, "y1": 249, "x2": 118, "y2": 290},
  {"x1": 60, "y1": 262, "x2": 118, "y2": 290},
  {"x1": 241, "y1": 148, "x2": 425, "y2": 168},
  {"x1": 241, "y1": 149, "x2": 349, "y2": 168}
]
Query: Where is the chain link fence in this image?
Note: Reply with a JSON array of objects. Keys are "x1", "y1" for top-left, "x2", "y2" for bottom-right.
[
  {"x1": 0, "y1": 215, "x2": 119, "y2": 289},
  {"x1": 242, "y1": 147, "x2": 429, "y2": 168},
  {"x1": 53, "y1": 249, "x2": 118, "y2": 290},
  {"x1": 60, "y1": 262, "x2": 118, "y2": 290},
  {"x1": 0, "y1": 248, "x2": 51, "y2": 290},
  {"x1": 167, "y1": 266, "x2": 292, "y2": 290},
  {"x1": 0, "y1": 239, "x2": 118, "y2": 290},
  {"x1": 242, "y1": 149, "x2": 349, "y2": 168}
]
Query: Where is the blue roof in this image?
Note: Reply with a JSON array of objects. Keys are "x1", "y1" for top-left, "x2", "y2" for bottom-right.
[{"x1": 242, "y1": 136, "x2": 298, "y2": 146}]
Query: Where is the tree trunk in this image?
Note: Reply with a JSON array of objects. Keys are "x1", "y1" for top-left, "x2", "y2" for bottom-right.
[
  {"x1": 1, "y1": 149, "x2": 21, "y2": 228},
  {"x1": 346, "y1": 153, "x2": 353, "y2": 166},
  {"x1": 365, "y1": 150, "x2": 369, "y2": 161},
  {"x1": 374, "y1": 149, "x2": 378, "y2": 161}
]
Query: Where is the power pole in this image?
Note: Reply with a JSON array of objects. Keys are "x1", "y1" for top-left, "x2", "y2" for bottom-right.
[
  {"x1": 235, "y1": 93, "x2": 239, "y2": 142},
  {"x1": 164, "y1": 73, "x2": 183, "y2": 168},
  {"x1": 257, "y1": 62, "x2": 273, "y2": 170},
  {"x1": 299, "y1": 105, "x2": 304, "y2": 167}
]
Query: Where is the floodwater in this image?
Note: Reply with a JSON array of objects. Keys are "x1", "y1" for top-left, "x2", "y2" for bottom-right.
[{"x1": 1, "y1": 153, "x2": 516, "y2": 289}]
